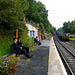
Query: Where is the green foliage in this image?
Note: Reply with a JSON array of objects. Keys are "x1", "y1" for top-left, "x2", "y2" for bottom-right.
[
  {"x1": 47, "y1": 33, "x2": 52, "y2": 37},
  {"x1": 39, "y1": 22, "x2": 45, "y2": 34},
  {"x1": 71, "y1": 25, "x2": 75, "y2": 34},
  {"x1": 0, "y1": 33, "x2": 34, "y2": 57},
  {"x1": 26, "y1": 0, "x2": 55, "y2": 34},
  {"x1": 0, "y1": 55, "x2": 19, "y2": 75},
  {"x1": 57, "y1": 27, "x2": 63, "y2": 33},
  {"x1": 18, "y1": 21, "x2": 28, "y2": 33},
  {"x1": 30, "y1": 20, "x2": 36, "y2": 26},
  {"x1": 69, "y1": 38, "x2": 75, "y2": 41},
  {"x1": 20, "y1": 34, "x2": 34, "y2": 52},
  {"x1": 0, "y1": 0, "x2": 29, "y2": 34},
  {"x1": 0, "y1": 35, "x2": 15, "y2": 57},
  {"x1": 49, "y1": 27, "x2": 54, "y2": 34},
  {"x1": 63, "y1": 20, "x2": 75, "y2": 34},
  {"x1": 63, "y1": 22, "x2": 70, "y2": 33},
  {"x1": 0, "y1": 0, "x2": 56, "y2": 34}
]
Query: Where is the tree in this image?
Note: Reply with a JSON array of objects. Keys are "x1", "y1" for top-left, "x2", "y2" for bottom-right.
[
  {"x1": 26, "y1": 0, "x2": 55, "y2": 34},
  {"x1": 71, "y1": 25, "x2": 75, "y2": 34},
  {"x1": 63, "y1": 22, "x2": 70, "y2": 33},
  {"x1": 0, "y1": 0, "x2": 29, "y2": 34},
  {"x1": 63, "y1": 20, "x2": 75, "y2": 33},
  {"x1": 0, "y1": 0, "x2": 56, "y2": 35}
]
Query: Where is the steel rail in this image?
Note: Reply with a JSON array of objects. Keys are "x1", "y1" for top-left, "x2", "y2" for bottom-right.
[
  {"x1": 57, "y1": 37, "x2": 75, "y2": 57},
  {"x1": 66, "y1": 42, "x2": 75, "y2": 48}
]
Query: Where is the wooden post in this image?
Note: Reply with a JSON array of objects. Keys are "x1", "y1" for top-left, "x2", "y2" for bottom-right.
[
  {"x1": 23, "y1": 17, "x2": 26, "y2": 23},
  {"x1": 16, "y1": 29, "x2": 18, "y2": 38}
]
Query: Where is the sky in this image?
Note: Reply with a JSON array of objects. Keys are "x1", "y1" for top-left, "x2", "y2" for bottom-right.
[{"x1": 36, "y1": 0, "x2": 75, "y2": 29}]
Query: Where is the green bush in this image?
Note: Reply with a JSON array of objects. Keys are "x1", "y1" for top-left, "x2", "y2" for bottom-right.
[
  {"x1": 20, "y1": 34, "x2": 34, "y2": 52},
  {"x1": 0, "y1": 35, "x2": 15, "y2": 58}
]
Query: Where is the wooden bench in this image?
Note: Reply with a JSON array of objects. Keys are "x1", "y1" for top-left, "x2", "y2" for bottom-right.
[{"x1": 10, "y1": 45, "x2": 23, "y2": 57}]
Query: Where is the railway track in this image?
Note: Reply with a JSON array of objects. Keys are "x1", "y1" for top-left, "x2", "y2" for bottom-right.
[
  {"x1": 54, "y1": 36, "x2": 75, "y2": 75},
  {"x1": 66, "y1": 42, "x2": 75, "y2": 49}
]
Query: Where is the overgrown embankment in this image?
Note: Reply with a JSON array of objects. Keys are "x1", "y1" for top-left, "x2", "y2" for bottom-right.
[{"x1": 0, "y1": 34, "x2": 34, "y2": 58}]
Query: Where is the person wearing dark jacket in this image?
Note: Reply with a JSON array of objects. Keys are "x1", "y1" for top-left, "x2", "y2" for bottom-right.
[
  {"x1": 17, "y1": 37, "x2": 29, "y2": 53},
  {"x1": 36, "y1": 36, "x2": 41, "y2": 45},
  {"x1": 13, "y1": 38, "x2": 32, "y2": 58}
]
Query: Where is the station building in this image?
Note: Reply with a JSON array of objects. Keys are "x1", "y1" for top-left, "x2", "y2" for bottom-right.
[{"x1": 24, "y1": 20, "x2": 41, "y2": 41}]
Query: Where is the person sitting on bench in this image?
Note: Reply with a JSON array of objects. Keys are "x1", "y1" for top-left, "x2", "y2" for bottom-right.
[
  {"x1": 17, "y1": 37, "x2": 29, "y2": 53},
  {"x1": 13, "y1": 38, "x2": 32, "y2": 58},
  {"x1": 36, "y1": 36, "x2": 41, "y2": 45}
]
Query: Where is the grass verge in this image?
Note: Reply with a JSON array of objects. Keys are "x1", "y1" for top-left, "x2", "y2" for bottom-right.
[{"x1": 69, "y1": 38, "x2": 75, "y2": 41}]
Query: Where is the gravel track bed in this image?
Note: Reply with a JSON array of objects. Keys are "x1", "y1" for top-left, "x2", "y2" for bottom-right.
[
  {"x1": 69, "y1": 40, "x2": 75, "y2": 45},
  {"x1": 66, "y1": 42, "x2": 75, "y2": 48}
]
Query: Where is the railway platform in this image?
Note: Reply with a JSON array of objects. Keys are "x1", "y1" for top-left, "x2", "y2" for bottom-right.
[{"x1": 48, "y1": 37, "x2": 67, "y2": 75}]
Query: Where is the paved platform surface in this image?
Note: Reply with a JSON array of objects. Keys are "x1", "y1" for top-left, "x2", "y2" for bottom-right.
[
  {"x1": 11, "y1": 39, "x2": 50, "y2": 75},
  {"x1": 40, "y1": 38, "x2": 50, "y2": 46},
  {"x1": 48, "y1": 37, "x2": 67, "y2": 75}
]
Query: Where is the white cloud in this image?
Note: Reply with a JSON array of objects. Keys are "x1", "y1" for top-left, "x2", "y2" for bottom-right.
[{"x1": 36, "y1": 0, "x2": 75, "y2": 29}]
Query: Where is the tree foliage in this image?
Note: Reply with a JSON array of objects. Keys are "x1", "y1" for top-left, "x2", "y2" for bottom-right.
[
  {"x1": 63, "y1": 20, "x2": 75, "y2": 34},
  {"x1": 26, "y1": 0, "x2": 56, "y2": 34},
  {"x1": 57, "y1": 27, "x2": 63, "y2": 34},
  {"x1": 0, "y1": 0, "x2": 29, "y2": 34},
  {"x1": 71, "y1": 25, "x2": 75, "y2": 33},
  {"x1": 0, "y1": 0, "x2": 56, "y2": 35}
]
